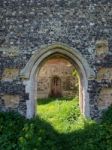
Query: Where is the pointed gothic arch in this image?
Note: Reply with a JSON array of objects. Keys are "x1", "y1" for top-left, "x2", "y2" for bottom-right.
[{"x1": 21, "y1": 43, "x2": 95, "y2": 118}]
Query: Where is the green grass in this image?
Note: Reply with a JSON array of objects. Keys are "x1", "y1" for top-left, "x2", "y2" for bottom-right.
[
  {"x1": 37, "y1": 97, "x2": 87, "y2": 133},
  {"x1": 0, "y1": 97, "x2": 112, "y2": 150}
]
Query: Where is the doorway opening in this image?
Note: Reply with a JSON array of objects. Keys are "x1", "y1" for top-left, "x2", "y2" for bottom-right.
[
  {"x1": 36, "y1": 54, "x2": 80, "y2": 132},
  {"x1": 21, "y1": 44, "x2": 93, "y2": 119},
  {"x1": 50, "y1": 76, "x2": 62, "y2": 98},
  {"x1": 36, "y1": 55, "x2": 79, "y2": 100}
]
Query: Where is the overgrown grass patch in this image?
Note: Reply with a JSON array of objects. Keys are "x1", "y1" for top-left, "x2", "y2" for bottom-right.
[
  {"x1": 37, "y1": 97, "x2": 86, "y2": 133},
  {"x1": 0, "y1": 97, "x2": 112, "y2": 150}
]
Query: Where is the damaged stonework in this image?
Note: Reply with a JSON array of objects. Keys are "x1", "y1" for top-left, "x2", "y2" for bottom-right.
[
  {"x1": 0, "y1": 0, "x2": 112, "y2": 119},
  {"x1": 0, "y1": 81, "x2": 29, "y2": 116},
  {"x1": 96, "y1": 40, "x2": 109, "y2": 57},
  {"x1": 2, "y1": 95, "x2": 20, "y2": 108},
  {"x1": 98, "y1": 88, "x2": 112, "y2": 110},
  {"x1": 93, "y1": 39, "x2": 112, "y2": 119},
  {"x1": 0, "y1": 49, "x2": 30, "y2": 116},
  {"x1": 2, "y1": 68, "x2": 19, "y2": 81}
]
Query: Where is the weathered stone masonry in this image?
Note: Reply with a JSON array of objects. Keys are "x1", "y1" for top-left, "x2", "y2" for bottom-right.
[
  {"x1": 37, "y1": 57, "x2": 78, "y2": 98},
  {"x1": 0, "y1": 0, "x2": 112, "y2": 119}
]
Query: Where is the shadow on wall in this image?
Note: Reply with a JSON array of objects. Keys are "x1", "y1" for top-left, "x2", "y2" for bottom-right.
[{"x1": 0, "y1": 107, "x2": 112, "y2": 150}]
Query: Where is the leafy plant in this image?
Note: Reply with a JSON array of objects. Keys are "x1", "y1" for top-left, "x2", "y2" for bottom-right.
[{"x1": 0, "y1": 98, "x2": 112, "y2": 150}]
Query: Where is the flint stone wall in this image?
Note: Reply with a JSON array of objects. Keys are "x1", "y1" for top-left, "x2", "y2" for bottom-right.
[{"x1": 0, "y1": 0, "x2": 112, "y2": 119}]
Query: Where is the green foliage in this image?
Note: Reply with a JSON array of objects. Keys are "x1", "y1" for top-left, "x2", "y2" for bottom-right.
[
  {"x1": 0, "y1": 98, "x2": 112, "y2": 150},
  {"x1": 101, "y1": 105, "x2": 112, "y2": 124},
  {"x1": 72, "y1": 69, "x2": 79, "y2": 78},
  {"x1": 37, "y1": 97, "x2": 81, "y2": 133}
]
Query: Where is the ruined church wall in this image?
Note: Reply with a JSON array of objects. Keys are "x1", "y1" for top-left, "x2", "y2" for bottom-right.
[
  {"x1": 0, "y1": 0, "x2": 112, "y2": 118},
  {"x1": 37, "y1": 58, "x2": 78, "y2": 98}
]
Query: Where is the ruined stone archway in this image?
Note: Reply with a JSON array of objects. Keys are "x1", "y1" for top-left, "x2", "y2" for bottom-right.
[{"x1": 21, "y1": 43, "x2": 95, "y2": 119}]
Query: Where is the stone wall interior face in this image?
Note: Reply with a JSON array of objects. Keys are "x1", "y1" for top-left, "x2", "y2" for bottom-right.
[
  {"x1": 37, "y1": 57, "x2": 78, "y2": 98},
  {"x1": 0, "y1": 0, "x2": 112, "y2": 119}
]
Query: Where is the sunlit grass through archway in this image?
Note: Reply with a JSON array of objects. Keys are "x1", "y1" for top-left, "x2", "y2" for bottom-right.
[{"x1": 37, "y1": 97, "x2": 89, "y2": 133}]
